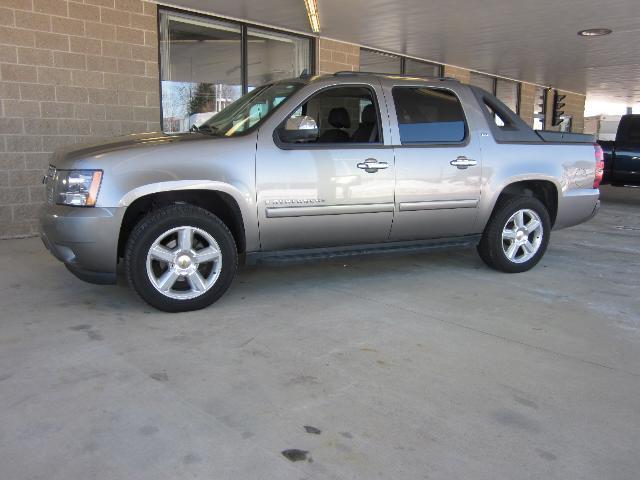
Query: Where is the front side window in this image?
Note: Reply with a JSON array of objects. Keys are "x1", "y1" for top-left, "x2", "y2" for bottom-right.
[
  {"x1": 392, "y1": 87, "x2": 466, "y2": 144},
  {"x1": 278, "y1": 86, "x2": 381, "y2": 145},
  {"x1": 196, "y1": 82, "x2": 303, "y2": 137}
]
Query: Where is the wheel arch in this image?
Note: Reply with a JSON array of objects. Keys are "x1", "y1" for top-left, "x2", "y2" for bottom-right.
[
  {"x1": 118, "y1": 188, "x2": 248, "y2": 260},
  {"x1": 486, "y1": 178, "x2": 560, "y2": 228}
]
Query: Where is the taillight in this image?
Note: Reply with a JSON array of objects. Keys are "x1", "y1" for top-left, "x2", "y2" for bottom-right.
[{"x1": 593, "y1": 143, "x2": 604, "y2": 189}]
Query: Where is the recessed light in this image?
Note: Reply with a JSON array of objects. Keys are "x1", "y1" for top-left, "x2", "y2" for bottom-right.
[
  {"x1": 578, "y1": 28, "x2": 612, "y2": 37},
  {"x1": 304, "y1": 0, "x2": 320, "y2": 33}
]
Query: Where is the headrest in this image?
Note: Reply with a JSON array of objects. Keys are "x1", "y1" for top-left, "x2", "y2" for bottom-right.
[
  {"x1": 328, "y1": 107, "x2": 351, "y2": 129},
  {"x1": 361, "y1": 104, "x2": 376, "y2": 124}
]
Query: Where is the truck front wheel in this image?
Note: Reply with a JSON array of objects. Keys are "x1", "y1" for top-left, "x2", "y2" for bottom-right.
[
  {"x1": 477, "y1": 196, "x2": 551, "y2": 273},
  {"x1": 124, "y1": 204, "x2": 237, "y2": 312}
]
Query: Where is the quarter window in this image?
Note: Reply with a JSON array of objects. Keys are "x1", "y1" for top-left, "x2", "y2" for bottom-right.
[{"x1": 392, "y1": 87, "x2": 466, "y2": 144}]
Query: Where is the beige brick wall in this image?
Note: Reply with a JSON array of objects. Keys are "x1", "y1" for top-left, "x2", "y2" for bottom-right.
[
  {"x1": 0, "y1": 0, "x2": 160, "y2": 239},
  {"x1": 318, "y1": 38, "x2": 359, "y2": 74},
  {"x1": 518, "y1": 82, "x2": 536, "y2": 128},
  {"x1": 443, "y1": 65, "x2": 470, "y2": 83}
]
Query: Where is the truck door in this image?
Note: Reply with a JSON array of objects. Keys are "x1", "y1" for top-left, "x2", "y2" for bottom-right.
[
  {"x1": 387, "y1": 85, "x2": 483, "y2": 241},
  {"x1": 256, "y1": 82, "x2": 395, "y2": 251},
  {"x1": 613, "y1": 115, "x2": 640, "y2": 184}
]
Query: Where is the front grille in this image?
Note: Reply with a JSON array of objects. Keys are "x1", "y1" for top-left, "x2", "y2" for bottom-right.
[{"x1": 45, "y1": 165, "x2": 56, "y2": 205}]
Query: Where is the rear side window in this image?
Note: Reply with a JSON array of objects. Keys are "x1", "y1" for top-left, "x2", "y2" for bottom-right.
[{"x1": 392, "y1": 87, "x2": 466, "y2": 144}]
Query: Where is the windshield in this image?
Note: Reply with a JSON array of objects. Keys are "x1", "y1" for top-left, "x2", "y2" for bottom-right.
[{"x1": 195, "y1": 82, "x2": 304, "y2": 137}]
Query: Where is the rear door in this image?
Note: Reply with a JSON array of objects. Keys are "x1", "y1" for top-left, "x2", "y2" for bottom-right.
[{"x1": 387, "y1": 84, "x2": 483, "y2": 241}]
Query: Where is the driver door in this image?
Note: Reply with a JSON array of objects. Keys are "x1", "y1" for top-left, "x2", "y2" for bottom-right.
[{"x1": 255, "y1": 82, "x2": 395, "y2": 251}]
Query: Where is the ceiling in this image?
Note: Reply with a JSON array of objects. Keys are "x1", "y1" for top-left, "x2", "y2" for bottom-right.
[{"x1": 156, "y1": 0, "x2": 640, "y2": 106}]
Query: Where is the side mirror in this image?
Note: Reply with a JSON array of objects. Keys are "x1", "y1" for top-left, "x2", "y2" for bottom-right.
[{"x1": 279, "y1": 115, "x2": 318, "y2": 143}]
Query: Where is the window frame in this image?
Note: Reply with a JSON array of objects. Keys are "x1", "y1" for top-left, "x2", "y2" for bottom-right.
[
  {"x1": 157, "y1": 5, "x2": 316, "y2": 133},
  {"x1": 272, "y1": 83, "x2": 386, "y2": 150},
  {"x1": 390, "y1": 86, "x2": 470, "y2": 147}
]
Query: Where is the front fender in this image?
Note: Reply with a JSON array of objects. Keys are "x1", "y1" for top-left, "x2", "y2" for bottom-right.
[{"x1": 118, "y1": 180, "x2": 259, "y2": 252}]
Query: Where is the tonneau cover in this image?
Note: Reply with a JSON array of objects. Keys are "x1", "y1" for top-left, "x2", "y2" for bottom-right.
[{"x1": 536, "y1": 131, "x2": 595, "y2": 143}]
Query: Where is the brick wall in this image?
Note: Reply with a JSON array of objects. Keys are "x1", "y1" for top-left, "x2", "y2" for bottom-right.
[
  {"x1": 318, "y1": 38, "x2": 359, "y2": 74},
  {"x1": 442, "y1": 65, "x2": 470, "y2": 83},
  {"x1": 0, "y1": 0, "x2": 160, "y2": 239},
  {"x1": 518, "y1": 82, "x2": 536, "y2": 127}
]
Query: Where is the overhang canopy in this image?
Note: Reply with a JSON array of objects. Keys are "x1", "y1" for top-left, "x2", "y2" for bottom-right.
[{"x1": 155, "y1": 0, "x2": 640, "y2": 106}]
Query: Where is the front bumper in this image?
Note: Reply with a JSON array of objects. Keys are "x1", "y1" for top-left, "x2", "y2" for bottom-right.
[{"x1": 40, "y1": 205, "x2": 125, "y2": 285}]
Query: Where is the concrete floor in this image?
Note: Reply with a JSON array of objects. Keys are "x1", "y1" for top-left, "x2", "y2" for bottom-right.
[{"x1": 1, "y1": 186, "x2": 639, "y2": 480}]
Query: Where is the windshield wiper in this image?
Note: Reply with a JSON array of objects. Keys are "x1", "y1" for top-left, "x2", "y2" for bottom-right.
[{"x1": 190, "y1": 124, "x2": 220, "y2": 136}]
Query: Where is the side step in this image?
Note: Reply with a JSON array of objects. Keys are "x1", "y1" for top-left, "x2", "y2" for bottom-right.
[{"x1": 245, "y1": 235, "x2": 481, "y2": 265}]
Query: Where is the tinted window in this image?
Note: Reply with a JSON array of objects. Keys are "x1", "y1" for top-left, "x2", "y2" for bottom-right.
[
  {"x1": 280, "y1": 86, "x2": 381, "y2": 144},
  {"x1": 392, "y1": 87, "x2": 466, "y2": 143}
]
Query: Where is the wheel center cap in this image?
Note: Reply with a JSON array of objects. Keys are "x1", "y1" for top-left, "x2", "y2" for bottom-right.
[
  {"x1": 177, "y1": 254, "x2": 192, "y2": 269},
  {"x1": 516, "y1": 230, "x2": 526, "y2": 242}
]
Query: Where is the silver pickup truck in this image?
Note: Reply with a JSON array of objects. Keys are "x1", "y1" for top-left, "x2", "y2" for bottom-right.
[{"x1": 40, "y1": 72, "x2": 602, "y2": 312}]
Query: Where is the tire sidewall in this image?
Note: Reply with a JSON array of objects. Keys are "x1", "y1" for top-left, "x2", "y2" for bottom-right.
[
  {"x1": 126, "y1": 207, "x2": 237, "y2": 312},
  {"x1": 485, "y1": 196, "x2": 551, "y2": 273}
]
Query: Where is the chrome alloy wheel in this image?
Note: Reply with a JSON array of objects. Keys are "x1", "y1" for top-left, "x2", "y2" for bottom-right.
[
  {"x1": 145, "y1": 226, "x2": 222, "y2": 300},
  {"x1": 501, "y1": 209, "x2": 543, "y2": 264}
]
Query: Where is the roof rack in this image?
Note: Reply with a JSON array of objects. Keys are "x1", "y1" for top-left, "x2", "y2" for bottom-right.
[{"x1": 332, "y1": 71, "x2": 459, "y2": 82}]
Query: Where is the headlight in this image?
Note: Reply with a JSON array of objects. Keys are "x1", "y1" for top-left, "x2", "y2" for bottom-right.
[{"x1": 54, "y1": 170, "x2": 103, "y2": 207}]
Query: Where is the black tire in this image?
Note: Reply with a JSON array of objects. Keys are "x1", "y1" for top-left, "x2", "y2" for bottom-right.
[
  {"x1": 124, "y1": 204, "x2": 237, "y2": 312},
  {"x1": 477, "y1": 195, "x2": 551, "y2": 273}
]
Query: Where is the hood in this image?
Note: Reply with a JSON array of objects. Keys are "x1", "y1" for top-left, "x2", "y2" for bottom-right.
[{"x1": 51, "y1": 132, "x2": 211, "y2": 168}]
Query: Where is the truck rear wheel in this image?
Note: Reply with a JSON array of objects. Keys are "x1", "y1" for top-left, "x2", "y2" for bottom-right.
[
  {"x1": 124, "y1": 204, "x2": 237, "y2": 312},
  {"x1": 477, "y1": 196, "x2": 550, "y2": 273}
]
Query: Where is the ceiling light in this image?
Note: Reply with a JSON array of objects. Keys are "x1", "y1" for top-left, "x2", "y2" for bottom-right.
[
  {"x1": 578, "y1": 28, "x2": 612, "y2": 37},
  {"x1": 304, "y1": 0, "x2": 320, "y2": 33}
]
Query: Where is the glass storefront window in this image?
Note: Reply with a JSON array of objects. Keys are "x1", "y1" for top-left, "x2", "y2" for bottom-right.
[
  {"x1": 360, "y1": 49, "x2": 402, "y2": 74},
  {"x1": 469, "y1": 72, "x2": 496, "y2": 93},
  {"x1": 160, "y1": 13, "x2": 242, "y2": 133},
  {"x1": 159, "y1": 11, "x2": 311, "y2": 133},
  {"x1": 404, "y1": 59, "x2": 441, "y2": 77},
  {"x1": 247, "y1": 28, "x2": 310, "y2": 88}
]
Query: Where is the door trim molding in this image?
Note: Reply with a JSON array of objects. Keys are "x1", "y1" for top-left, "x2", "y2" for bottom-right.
[
  {"x1": 266, "y1": 203, "x2": 394, "y2": 218},
  {"x1": 398, "y1": 199, "x2": 478, "y2": 212}
]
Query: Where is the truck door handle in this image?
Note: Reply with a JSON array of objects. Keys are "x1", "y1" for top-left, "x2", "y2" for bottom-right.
[
  {"x1": 357, "y1": 158, "x2": 389, "y2": 173},
  {"x1": 450, "y1": 156, "x2": 477, "y2": 169}
]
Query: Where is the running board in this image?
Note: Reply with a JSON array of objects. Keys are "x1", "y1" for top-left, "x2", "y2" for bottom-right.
[{"x1": 245, "y1": 235, "x2": 481, "y2": 265}]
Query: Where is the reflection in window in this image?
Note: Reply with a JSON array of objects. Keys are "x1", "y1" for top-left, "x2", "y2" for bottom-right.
[
  {"x1": 159, "y1": 11, "x2": 311, "y2": 133},
  {"x1": 160, "y1": 13, "x2": 242, "y2": 133},
  {"x1": 359, "y1": 49, "x2": 401, "y2": 74},
  {"x1": 247, "y1": 28, "x2": 310, "y2": 87},
  {"x1": 392, "y1": 87, "x2": 466, "y2": 143}
]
